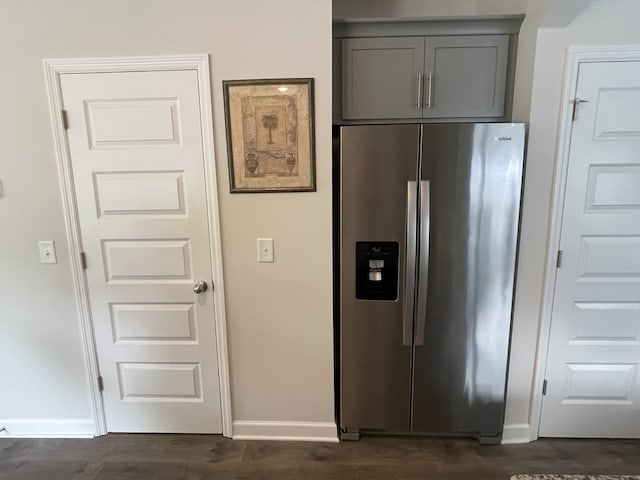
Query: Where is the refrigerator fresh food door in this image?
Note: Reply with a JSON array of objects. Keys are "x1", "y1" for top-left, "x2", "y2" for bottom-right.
[
  {"x1": 411, "y1": 124, "x2": 525, "y2": 438},
  {"x1": 340, "y1": 125, "x2": 420, "y2": 432}
]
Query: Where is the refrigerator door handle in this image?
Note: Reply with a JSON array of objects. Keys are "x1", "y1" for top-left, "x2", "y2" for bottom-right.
[
  {"x1": 402, "y1": 181, "x2": 418, "y2": 346},
  {"x1": 415, "y1": 180, "x2": 431, "y2": 346}
]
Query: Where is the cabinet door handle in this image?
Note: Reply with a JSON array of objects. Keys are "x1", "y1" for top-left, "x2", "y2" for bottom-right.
[
  {"x1": 427, "y1": 72, "x2": 433, "y2": 109},
  {"x1": 416, "y1": 73, "x2": 424, "y2": 108}
]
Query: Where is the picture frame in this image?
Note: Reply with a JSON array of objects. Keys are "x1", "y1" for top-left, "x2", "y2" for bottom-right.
[{"x1": 222, "y1": 78, "x2": 316, "y2": 193}]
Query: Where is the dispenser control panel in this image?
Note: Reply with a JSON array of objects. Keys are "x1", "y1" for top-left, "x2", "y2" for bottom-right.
[{"x1": 355, "y1": 242, "x2": 399, "y2": 301}]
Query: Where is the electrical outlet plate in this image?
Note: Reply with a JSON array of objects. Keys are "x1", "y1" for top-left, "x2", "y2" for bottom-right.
[
  {"x1": 257, "y1": 238, "x2": 274, "y2": 263},
  {"x1": 38, "y1": 240, "x2": 57, "y2": 264}
]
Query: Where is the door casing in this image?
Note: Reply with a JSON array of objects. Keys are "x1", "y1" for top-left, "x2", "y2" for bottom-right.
[
  {"x1": 43, "y1": 54, "x2": 232, "y2": 438},
  {"x1": 530, "y1": 44, "x2": 640, "y2": 442}
]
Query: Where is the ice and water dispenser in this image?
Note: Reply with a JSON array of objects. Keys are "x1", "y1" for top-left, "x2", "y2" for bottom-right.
[{"x1": 355, "y1": 242, "x2": 399, "y2": 301}]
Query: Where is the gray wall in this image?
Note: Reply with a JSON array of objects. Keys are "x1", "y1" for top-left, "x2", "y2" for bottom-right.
[{"x1": 0, "y1": 0, "x2": 334, "y2": 435}]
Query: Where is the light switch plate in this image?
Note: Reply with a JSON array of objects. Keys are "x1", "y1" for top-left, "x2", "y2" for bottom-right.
[
  {"x1": 38, "y1": 240, "x2": 57, "y2": 264},
  {"x1": 257, "y1": 238, "x2": 274, "y2": 263}
]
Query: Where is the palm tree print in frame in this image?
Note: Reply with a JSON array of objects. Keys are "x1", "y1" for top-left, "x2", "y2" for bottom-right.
[
  {"x1": 243, "y1": 96, "x2": 297, "y2": 178},
  {"x1": 223, "y1": 78, "x2": 315, "y2": 193}
]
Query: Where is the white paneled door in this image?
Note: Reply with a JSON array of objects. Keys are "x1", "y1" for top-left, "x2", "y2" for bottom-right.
[
  {"x1": 61, "y1": 70, "x2": 222, "y2": 433},
  {"x1": 540, "y1": 61, "x2": 640, "y2": 437}
]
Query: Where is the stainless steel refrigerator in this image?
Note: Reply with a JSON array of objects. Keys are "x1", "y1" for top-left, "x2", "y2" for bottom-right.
[{"x1": 338, "y1": 123, "x2": 525, "y2": 443}]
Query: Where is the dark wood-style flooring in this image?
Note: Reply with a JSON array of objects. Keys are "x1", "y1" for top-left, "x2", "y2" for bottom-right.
[{"x1": 1, "y1": 434, "x2": 639, "y2": 480}]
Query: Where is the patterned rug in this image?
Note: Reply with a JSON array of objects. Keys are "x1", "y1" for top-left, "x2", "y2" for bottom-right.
[{"x1": 512, "y1": 476, "x2": 640, "y2": 480}]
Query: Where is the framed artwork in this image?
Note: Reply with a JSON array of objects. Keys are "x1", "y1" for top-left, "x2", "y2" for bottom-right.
[{"x1": 223, "y1": 78, "x2": 316, "y2": 193}]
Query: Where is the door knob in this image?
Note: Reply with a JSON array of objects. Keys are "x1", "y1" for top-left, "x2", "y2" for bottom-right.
[{"x1": 193, "y1": 280, "x2": 208, "y2": 294}]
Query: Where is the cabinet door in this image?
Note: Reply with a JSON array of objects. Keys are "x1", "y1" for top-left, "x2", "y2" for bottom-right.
[
  {"x1": 342, "y1": 37, "x2": 424, "y2": 120},
  {"x1": 423, "y1": 35, "x2": 509, "y2": 118}
]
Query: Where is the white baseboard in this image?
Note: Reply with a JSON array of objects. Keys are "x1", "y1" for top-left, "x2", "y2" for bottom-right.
[
  {"x1": 232, "y1": 421, "x2": 338, "y2": 442},
  {"x1": 0, "y1": 418, "x2": 95, "y2": 438},
  {"x1": 501, "y1": 423, "x2": 532, "y2": 444}
]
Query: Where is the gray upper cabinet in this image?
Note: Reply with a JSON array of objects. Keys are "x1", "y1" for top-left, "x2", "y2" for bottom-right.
[
  {"x1": 342, "y1": 37, "x2": 425, "y2": 120},
  {"x1": 423, "y1": 35, "x2": 509, "y2": 118},
  {"x1": 340, "y1": 34, "x2": 510, "y2": 121}
]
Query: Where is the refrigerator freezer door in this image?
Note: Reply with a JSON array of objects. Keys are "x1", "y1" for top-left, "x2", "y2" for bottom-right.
[
  {"x1": 340, "y1": 125, "x2": 420, "y2": 432},
  {"x1": 411, "y1": 124, "x2": 525, "y2": 436}
]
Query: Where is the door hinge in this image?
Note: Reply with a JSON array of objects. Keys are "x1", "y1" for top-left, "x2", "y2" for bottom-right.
[
  {"x1": 61, "y1": 109, "x2": 69, "y2": 130},
  {"x1": 97, "y1": 376, "x2": 104, "y2": 392},
  {"x1": 572, "y1": 98, "x2": 589, "y2": 122},
  {"x1": 542, "y1": 379, "x2": 548, "y2": 396},
  {"x1": 556, "y1": 250, "x2": 563, "y2": 268},
  {"x1": 80, "y1": 252, "x2": 87, "y2": 270}
]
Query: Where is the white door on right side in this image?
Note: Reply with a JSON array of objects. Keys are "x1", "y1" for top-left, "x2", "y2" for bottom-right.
[{"x1": 540, "y1": 60, "x2": 640, "y2": 438}]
